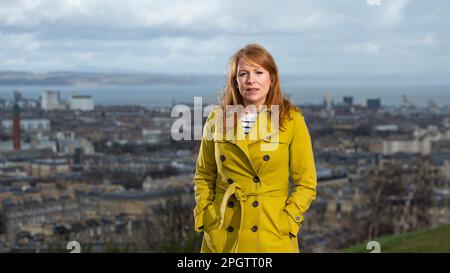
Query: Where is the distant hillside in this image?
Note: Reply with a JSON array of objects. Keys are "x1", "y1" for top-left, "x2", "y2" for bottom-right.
[
  {"x1": 342, "y1": 224, "x2": 450, "y2": 253},
  {"x1": 2, "y1": 71, "x2": 449, "y2": 87},
  {"x1": 0, "y1": 71, "x2": 223, "y2": 86}
]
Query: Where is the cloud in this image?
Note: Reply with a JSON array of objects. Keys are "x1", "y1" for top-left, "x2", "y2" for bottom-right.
[
  {"x1": 380, "y1": 0, "x2": 412, "y2": 26},
  {"x1": 422, "y1": 33, "x2": 437, "y2": 46},
  {"x1": 0, "y1": 0, "x2": 352, "y2": 39},
  {"x1": 0, "y1": 32, "x2": 40, "y2": 51},
  {"x1": 3, "y1": 57, "x2": 28, "y2": 66},
  {"x1": 348, "y1": 41, "x2": 382, "y2": 55},
  {"x1": 274, "y1": 9, "x2": 349, "y2": 33},
  {"x1": 0, "y1": 0, "x2": 231, "y2": 37},
  {"x1": 0, "y1": 0, "x2": 448, "y2": 77}
]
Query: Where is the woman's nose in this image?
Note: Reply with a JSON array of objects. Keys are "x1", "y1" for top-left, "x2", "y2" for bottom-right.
[{"x1": 247, "y1": 73, "x2": 256, "y2": 84}]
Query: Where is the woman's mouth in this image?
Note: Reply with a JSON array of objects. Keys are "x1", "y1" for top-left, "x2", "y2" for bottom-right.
[{"x1": 246, "y1": 88, "x2": 259, "y2": 92}]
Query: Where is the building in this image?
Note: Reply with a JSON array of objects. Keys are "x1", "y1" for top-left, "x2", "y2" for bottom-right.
[
  {"x1": 428, "y1": 98, "x2": 439, "y2": 114},
  {"x1": 1, "y1": 119, "x2": 50, "y2": 133},
  {"x1": 324, "y1": 92, "x2": 333, "y2": 112},
  {"x1": 374, "y1": 124, "x2": 399, "y2": 132},
  {"x1": 41, "y1": 91, "x2": 65, "y2": 110},
  {"x1": 2, "y1": 196, "x2": 80, "y2": 244},
  {"x1": 382, "y1": 137, "x2": 433, "y2": 155},
  {"x1": 402, "y1": 95, "x2": 412, "y2": 109},
  {"x1": 366, "y1": 98, "x2": 381, "y2": 110},
  {"x1": 343, "y1": 96, "x2": 353, "y2": 106},
  {"x1": 432, "y1": 153, "x2": 450, "y2": 179},
  {"x1": 27, "y1": 158, "x2": 71, "y2": 177},
  {"x1": 69, "y1": 94, "x2": 94, "y2": 111},
  {"x1": 0, "y1": 166, "x2": 27, "y2": 177},
  {"x1": 10, "y1": 91, "x2": 39, "y2": 109},
  {"x1": 142, "y1": 129, "x2": 166, "y2": 144},
  {"x1": 56, "y1": 138, "x2": 95, "y2": 155}
]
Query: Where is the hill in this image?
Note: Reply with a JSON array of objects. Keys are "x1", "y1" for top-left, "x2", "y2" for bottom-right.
[{"x1": 342, "y1": 224, "x2": 450, "y2": 253}]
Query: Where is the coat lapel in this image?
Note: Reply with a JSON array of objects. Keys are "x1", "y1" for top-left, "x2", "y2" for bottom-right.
[
  {"x1": 246, "y1": 108, "x2": 279, "y2": 145},
  {"x1": 232, "y1": 122, "x2": 252, "y2": 166},
  {"x1": 216, "y1": 114, "x2": 254, "y2": 171},
  {"x1": 214, "y1": 107, "x2": 280, "y2": 174}
]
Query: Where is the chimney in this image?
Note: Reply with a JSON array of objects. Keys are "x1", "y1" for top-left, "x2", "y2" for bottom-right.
[{"x1": 13, "y1": 104, "x2": 21, "y2": 150}]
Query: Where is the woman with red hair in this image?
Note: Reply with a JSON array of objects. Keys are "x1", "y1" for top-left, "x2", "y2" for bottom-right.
[{"x1": 193, "y1": 44, "x2": 317, "y2": 253}]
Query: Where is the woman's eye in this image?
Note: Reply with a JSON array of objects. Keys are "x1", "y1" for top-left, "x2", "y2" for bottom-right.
[
  {"x1": 238, "y1": 72, "x2": 247, "y2": 76},
  {"x1": 256, "y1": 71, "x2": 263, "y2": 74}
]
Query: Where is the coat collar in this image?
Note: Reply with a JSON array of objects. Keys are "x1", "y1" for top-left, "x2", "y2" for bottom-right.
[
  {"x1": 215, "y1": 107, "x2": 279, "y2": 142},
  {"x1": 213, "y1": 107, "x2": 280, "y2": 168}
]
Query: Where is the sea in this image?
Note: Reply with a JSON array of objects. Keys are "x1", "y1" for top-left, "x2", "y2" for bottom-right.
[{"x1": 0, "y1": 83, "x2": 449, "y2": 108}]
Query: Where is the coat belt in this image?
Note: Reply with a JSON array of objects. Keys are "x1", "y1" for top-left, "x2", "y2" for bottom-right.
[{"x1": 216, "y1": 181, "x2": 289, "y2": 252}]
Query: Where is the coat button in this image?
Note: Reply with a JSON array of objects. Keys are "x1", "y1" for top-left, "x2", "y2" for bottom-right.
[
  {"x1": 220, "y1": 155, "x2": 226, "y2": 161},
  {"x1": 227, "y1": 178, "x2": 233, "y2": 184},
  {"x1": 253, "y1": 176, "x2": 260, "y2": 183},
  {"x1": 252, "y1": 201, "x2": 259, "y2": 207},
  {"x1": 226, "y1": 226, "x2": 234, "y2": 232},
  {"x1": 227, "y1": 201, "x2": 234, "y2": 208},
  {"x1": 263, "y1": 155, "x2": 270, "y2": 161},
  {"x1": 296, "y1": 216, "x2": 301, "y2": 221},
  {"x1": 251, "y1": 225, "x2": 258, "y2": 232}
]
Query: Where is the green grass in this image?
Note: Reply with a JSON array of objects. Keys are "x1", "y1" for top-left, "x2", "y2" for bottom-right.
[{"x1": 341, "y1": 224, "x2": 450, "y2": 253}]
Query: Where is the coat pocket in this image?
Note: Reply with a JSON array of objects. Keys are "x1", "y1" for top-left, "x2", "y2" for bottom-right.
[
  {"x1": 283, "y1": 209, "x2": 302, "y2": 238},
  {"x1": 260, "y1": 138, "x2": 290, "y2": 156},
  {"x1": 281, "y1": 209, "x2": 291, "y2": 236},
  {"x1": 261, "y1": 137, "x2": 290, "y2": 152},
  {"x1": 203, "y1": 203, "x2": 221, "y2": 252},
  {"x1": 203, "y1": 203, "x2": 219, "y2": 232},
  {"x1": 203, "y1": 227, "x2": 220, "y2": 252}
]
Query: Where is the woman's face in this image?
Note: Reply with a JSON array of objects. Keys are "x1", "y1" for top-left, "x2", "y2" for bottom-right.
[{"x1": 236, "y1": 59, "x2": 271, "y2": 107}]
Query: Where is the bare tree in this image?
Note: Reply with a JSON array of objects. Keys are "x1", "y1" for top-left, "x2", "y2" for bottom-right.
[
  {"x1": 143, "y1": 190, "x2": 201, "y2": 252},
  {"x1": 363, "y1": 157, "x2": 434, "y2": 240}
]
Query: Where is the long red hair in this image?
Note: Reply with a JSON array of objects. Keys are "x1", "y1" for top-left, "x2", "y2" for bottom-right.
[{"x1": 220, "y1": 44, "x2": 299, "y2": 131}]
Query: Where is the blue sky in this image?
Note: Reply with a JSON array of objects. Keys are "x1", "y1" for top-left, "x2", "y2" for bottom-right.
[{"x1": 0, "y1": 0, "x2": 449, "y2": 78}]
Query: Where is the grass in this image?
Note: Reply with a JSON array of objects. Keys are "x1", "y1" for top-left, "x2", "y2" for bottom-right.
[{"x1": 341, "y1": 224, "x2": 450, "y2": 253}]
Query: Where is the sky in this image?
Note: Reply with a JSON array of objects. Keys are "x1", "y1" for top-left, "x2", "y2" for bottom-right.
[{"x1": 0, "y1": 0, "x2": 449, "y2": 78}]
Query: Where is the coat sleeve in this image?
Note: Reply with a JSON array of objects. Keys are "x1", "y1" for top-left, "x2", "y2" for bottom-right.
[
  {"x1": 193, "y1": 111, "x2": 218, "y2": 232},
  {"x1": 284, "y1": 111, "x2": 317, "y2": 237}
]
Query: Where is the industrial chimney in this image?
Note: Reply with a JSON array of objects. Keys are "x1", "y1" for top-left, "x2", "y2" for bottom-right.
[{"x1": 13, "y1": 104, "x2": 21, "y2": 150}]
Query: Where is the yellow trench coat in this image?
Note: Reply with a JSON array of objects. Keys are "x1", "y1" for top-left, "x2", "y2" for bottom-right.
[{"x1": 193, "y1": 107, "x2": 317, "y2": 253}]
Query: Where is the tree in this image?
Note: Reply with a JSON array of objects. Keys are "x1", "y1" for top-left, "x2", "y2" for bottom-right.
[
  {"x1": 143, "y1": 190, "x2": 201, "y2": 252},
  {"x1": 0, "y1": 208, "x2": 5, "y2": 235},
  {"x1": 363, "y1": 157, "x2": 434, "y2": 240}
]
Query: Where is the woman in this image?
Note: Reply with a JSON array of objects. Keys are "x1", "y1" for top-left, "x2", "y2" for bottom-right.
[{"x1": 193, "y1": 44, "x2": 317, "y2": 253}]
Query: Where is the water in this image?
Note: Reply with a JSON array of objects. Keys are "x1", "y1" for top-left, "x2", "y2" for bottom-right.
[{"x1": 0, "y1": 83, "x2": 449, "y2": 107}]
